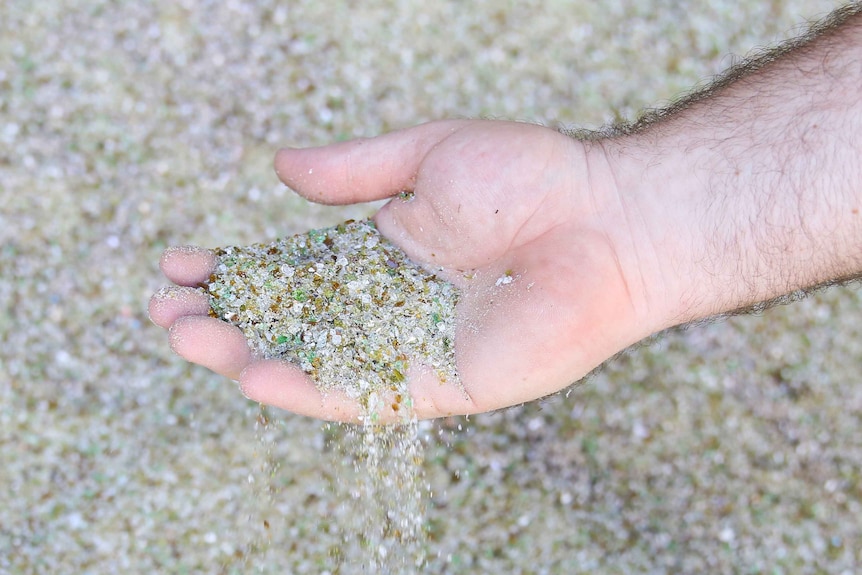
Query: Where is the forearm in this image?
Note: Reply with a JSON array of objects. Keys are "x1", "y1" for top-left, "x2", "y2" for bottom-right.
[{"x1": 600, "y1": 6, "x2": 862, "y2": 325}]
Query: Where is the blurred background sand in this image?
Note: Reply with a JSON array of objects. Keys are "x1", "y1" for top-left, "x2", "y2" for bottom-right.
[{"x1": 2, "y1": 0, "x2": 860, "y2": 573}]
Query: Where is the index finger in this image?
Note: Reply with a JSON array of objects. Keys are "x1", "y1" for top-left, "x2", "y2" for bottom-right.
[{"x1": 159, "y1": 245, "x2": 217, "y2": 286}]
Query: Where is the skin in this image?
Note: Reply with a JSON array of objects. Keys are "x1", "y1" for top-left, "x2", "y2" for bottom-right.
[{"x1": 150, "y1": 7, "x2": 862, "y2": 422}]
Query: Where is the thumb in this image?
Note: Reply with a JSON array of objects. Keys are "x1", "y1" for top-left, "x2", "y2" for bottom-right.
[{"x1": 273, "y1": 120, "x2": 470, "y2": 205}]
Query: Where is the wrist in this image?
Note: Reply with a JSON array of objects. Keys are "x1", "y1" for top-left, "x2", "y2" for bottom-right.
[
  {"x1": 585, "y1": 137, "x2": 706, "y2": 330},
  {"x1": 576, "y1": 138, "x2": 693, "y2": 333}
]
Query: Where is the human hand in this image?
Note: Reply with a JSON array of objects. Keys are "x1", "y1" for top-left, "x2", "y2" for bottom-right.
[
  {"x1": 154, "y1": 10, "x2": 862, "y2": 422},
  {"x1": 150, "y1": 120, "x2": 673, "y2": 421}
]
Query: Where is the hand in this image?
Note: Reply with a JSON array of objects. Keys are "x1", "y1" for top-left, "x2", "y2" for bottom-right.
[
  {"x1": 150, "y1": 119, "x2": 674, "y2": 422},
  {"x1": 155, "y1": 10, "x2": 862, "y2": 423}
]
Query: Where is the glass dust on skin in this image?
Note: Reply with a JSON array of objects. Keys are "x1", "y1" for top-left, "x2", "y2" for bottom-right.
[{"x1": 204, "y1": 219, "x2": 461, "y2": 420}]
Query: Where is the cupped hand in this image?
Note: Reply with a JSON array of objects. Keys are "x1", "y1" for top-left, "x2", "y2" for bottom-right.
[{"x1": 150, "y1": 119, "x2": 669, "y2": 422}]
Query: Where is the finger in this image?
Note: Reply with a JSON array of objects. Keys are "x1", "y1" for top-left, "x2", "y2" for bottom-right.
[
  {"x1": 159, "y1": 246, "x2": 216, "y2": 286},
  {"x1": 273, "y1": 119, "x2": 470, "y2": 205},
  {"x1": 407, "y1": 366, "x2": 480, "y2": 419},
  {"x1": 148, "y1": 286, "x2": 211, "y2": 328},
  {"x1": 169, "y1": 315, "x2": 252, "y2": 380},
  {"x1": 240, "y1": 358, "x2": 476, "y2": 422},
  {"x1": 240, "y1": 360, "x2": 364, "y2": 422}
]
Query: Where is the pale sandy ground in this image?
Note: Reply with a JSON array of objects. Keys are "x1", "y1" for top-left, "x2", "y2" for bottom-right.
[{"x1": 2, "y1": 1, "x2": 860, "y2": 573}]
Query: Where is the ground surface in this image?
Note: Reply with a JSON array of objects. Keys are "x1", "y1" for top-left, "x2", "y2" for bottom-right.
[{"x1": 1, "y1": 1, "x2": 860, "y2": 573}]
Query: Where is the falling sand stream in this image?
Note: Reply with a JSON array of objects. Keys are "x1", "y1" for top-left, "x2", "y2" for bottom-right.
[{"x1": 203, "y1": 219, "x2": 462, "y2": 571}]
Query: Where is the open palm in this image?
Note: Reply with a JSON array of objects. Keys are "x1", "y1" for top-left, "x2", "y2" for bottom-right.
[{"x1": 150, "y1": 120, "x2": 664, "y2": 421}]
